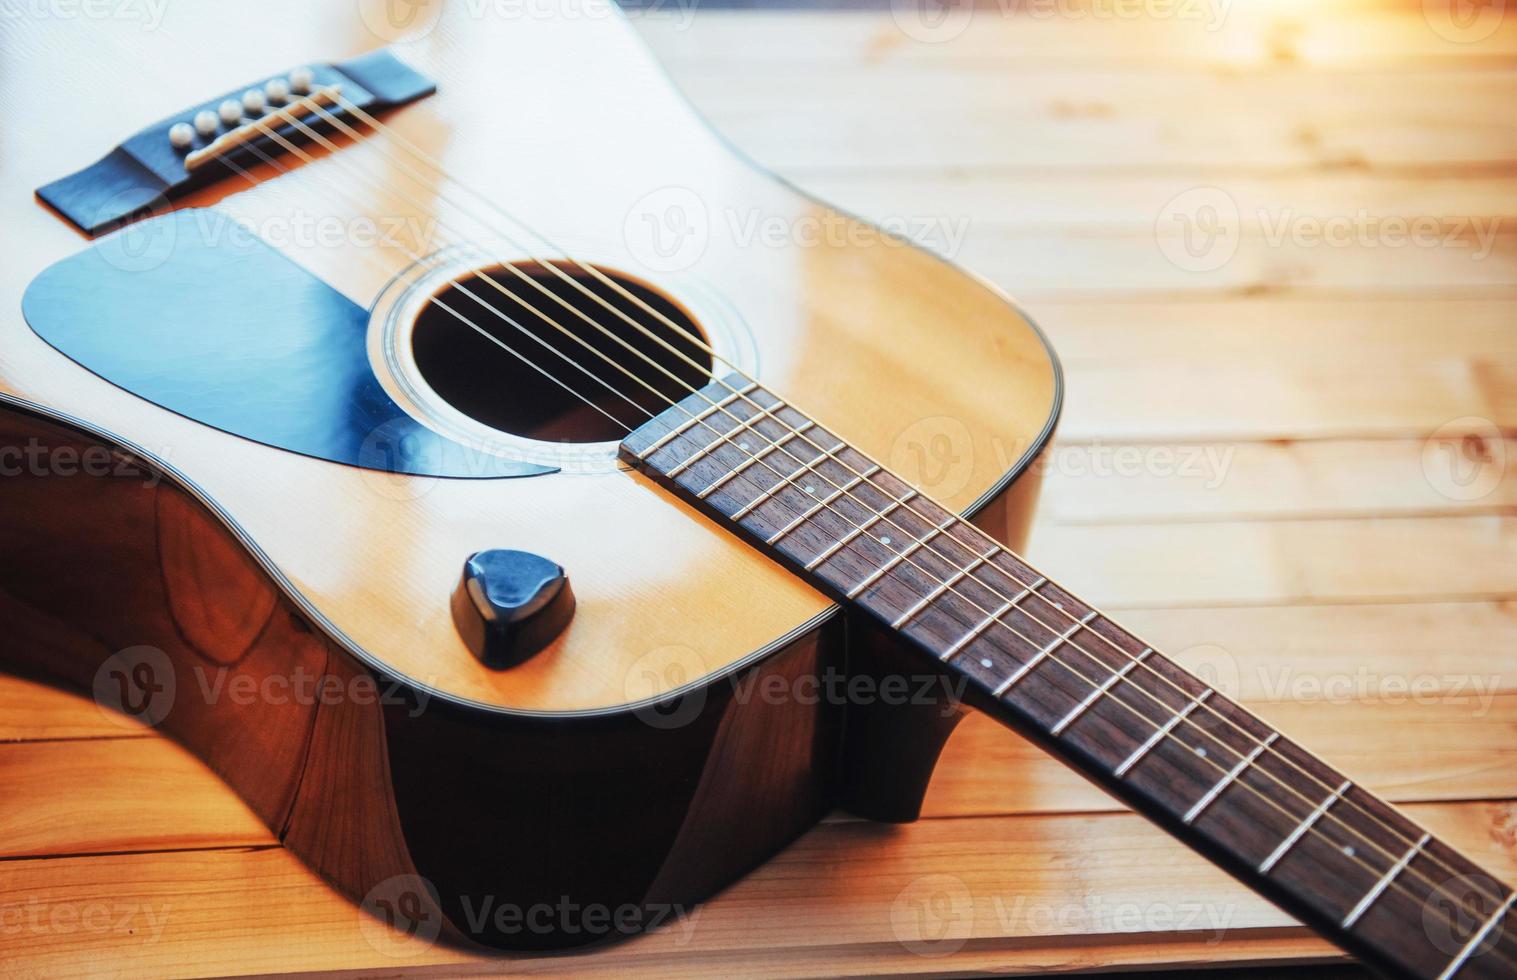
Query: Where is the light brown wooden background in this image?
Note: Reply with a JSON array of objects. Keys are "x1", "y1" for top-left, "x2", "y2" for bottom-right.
[{"x1": 3, "y1": 1, "x2": 1515, "y2": 976}]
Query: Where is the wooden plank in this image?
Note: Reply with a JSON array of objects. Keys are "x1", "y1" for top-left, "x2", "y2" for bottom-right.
[
  {"x1": 1113, "y1": 601, "x2": 1517, "y2": 701},
  {"x1": 637, "y1": 8, "x2": 1517, "y2": 69},
  {"x1": 653, "y1": 64, "x2": 1517, "y2": 171},
  {"x1": 792, "y1": 172, "x2": 1517, "y2": 234},
  {"x1": 927, "y1": 695, "x2": 1517, "y2": 817},
  {"x1": 0, "y1": 693, "x2": 1503, "y2": 865},
  {"x1": 1054, "y1": 359, "x2": 1517, "y2": 440},
  {"x1": 0, "y1": 801, "x2": 1507, "y2": 978},
  {"x1": 1026, "y1": 515, "x2": 1517, "y2": 606},
  {"x1": 1026, "y1": 297, "x2": 1517, "y2": 365},
  {"x1": 0, "y1": 738, "x2": 272, "y2": 859},
  {"x1": 1037, "y1": 438, "x2": 1517, "y2": 523},
  {"x1": 953, "y1": 232, "x2": 1517, "y2": 298},
  {"x1": 0, "y1": 673, "x2": 136, "y2": 742}
]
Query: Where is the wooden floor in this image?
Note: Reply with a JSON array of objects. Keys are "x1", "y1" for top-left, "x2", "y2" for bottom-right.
[{"x1": 4, "y1": 1, "x2": 1516, "y2": 976}]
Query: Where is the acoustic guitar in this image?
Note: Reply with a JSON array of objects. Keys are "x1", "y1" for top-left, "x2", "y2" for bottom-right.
[{"x1": 0, "y1": 3, "x2": 1510, "y2": 977}]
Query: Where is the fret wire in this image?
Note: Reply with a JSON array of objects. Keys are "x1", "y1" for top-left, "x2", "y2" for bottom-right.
[
  {"x1": 1051, "y1": 648, "x2": 1153, "y2": 736},
  {"x1": 1115, "y1": 690, "x2": 1213, "y2": 778},
  {"x1": 636, "y1": 381, "x2": 758, "y2": 459},
  {"x1": 729, "y1": 440, "x2": 845, "y2": 520},
  {"x1": 938, "y1": 576, "x2": 1044, "y2": 661},
  {"x1": 940, "y1": 600, "x2": 1013, "y2": 661},
  {"x1": 637, "y1": 382, "x2": 1512, "y2": 923},
  {"x1": 843, "y1": 512, "x2": 955, "y2": 598},
  {"x1": 1259, "y1": 779, "x2": 1352, "y2": 874},
  {"x1": 765, "y1": 464, "x2": 881, "y2": 546},
  {"x1": 1342, "y1": 832, "x2": 1432, "y2": 931},
  {"x1": 694, "y1": 421, "x2": 819, "y2": 500},
  {"x1": 1435, "y1": 891, "x2": 1517, "y2": 980},
  {"x1": 804, "y1": 491, "x2": 918, "y2": 571},
  {"x1": 992, "y1": 610, "x2": 1099, "y2": 697},
  {"x1": 1183, "y1": 732, "x2": 1280, "y2": 826},
  {"x1": 890, "y1": 546, "x2": 997, "y2": 629},
  {"x1": 669, "y1": 406, "x2": 800, "y2": 478}
]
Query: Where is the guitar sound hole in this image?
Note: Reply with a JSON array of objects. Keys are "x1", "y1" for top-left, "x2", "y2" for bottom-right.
[{"x1": 410, "y1": 260, "x2": 712, "y2": 444}]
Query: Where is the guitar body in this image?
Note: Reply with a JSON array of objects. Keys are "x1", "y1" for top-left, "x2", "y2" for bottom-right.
[{"x1": 0, "y1": 0, "x2": 1059, "y2": 949}]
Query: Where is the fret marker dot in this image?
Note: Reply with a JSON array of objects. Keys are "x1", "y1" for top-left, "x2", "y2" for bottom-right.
[
  {"x1": 738, "y1": 442, "x2": 750, "y2": 451},
  {"x1": 1054, "y1": 602, "x2": 1064, "y2": 610},
  {"x1": 1343, "y1": 846, "x2": 1356, "y2": 858},
  {"x1": 980, "y1": 658, "x2": 993, "y2": 669},
  {"x1": 880, "y1": 536, "x2": 891, "y2": 545},
  {"x1": 1195, "y1": 748, "x2": 1207, "y2": 758},
  {"x1": 804, "y1": 485, "x2": 815, "y2": 494}
]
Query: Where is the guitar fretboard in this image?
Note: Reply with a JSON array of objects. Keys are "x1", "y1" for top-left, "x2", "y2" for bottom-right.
[{"x1": 621, "y1": 376, "x2": 1516, "y2": 980}]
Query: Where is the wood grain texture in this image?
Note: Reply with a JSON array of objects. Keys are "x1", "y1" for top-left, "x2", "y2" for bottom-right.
[{"x1": 4, "y1": 0, "x2": 1517, "y2": 976}]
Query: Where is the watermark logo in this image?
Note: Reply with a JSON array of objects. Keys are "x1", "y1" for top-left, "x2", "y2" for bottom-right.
[
  {"x1": 624, "y1": 186, "x2": 710, "y2": 274},
  {"x1": 0, "y1": 0, "x2": 168, "y2": 30},
  {"x1": 92, "y1": 195, "x2": 178, "y2": 275},
  {"x1": 892, "y1": 0, "x2": 1234, "y2": 43},
  {"x1": 193, "y1": 665, "x2": 431, "y2": 718},
  {"x1": 890, "y1": 416, "x2": 975, "y2": 499},
  {"x1": 360, "y1": 875, "x2": 444, "y2": 957},
  {"x1": 1157, "y1": 186, "x2": 1502, "y2": 273},
  {"x1": 890, "y1": 874, "x2": 974, "y2": 956},
  {"x1": 1422, "y1": 416, "x2": 1506, "y2": 502},
  {"x1": 1423, "y1": 0, "x2": 1507, "y2": 44},
  {"x1": 994, "y1": 893, "x2": 1234, "y2": 942},
  {"x1": 357, "y1": 0, "x2": 443, "y2": 42},
  {"x1": 0, "y1": 898, "x2": 171, "y2": 941},
  {"x1": 625, "y1": 644, "x2": 709, "y2": 729},
  {"x1": 1173, "y1": 643, "x2": 1241, "y2": 730},
  {"x1": 92, "y1": 646, "x2": 176, "y2": 730},
  {"x1": 1155, "y1": 186, "x2": 1241, "y2": 273},
  {"x1": 891, "y1": 0, "x2": 974, "y2": 44},
  {"x1": 1422, "y1": 873, "x2": 1508, "y2": 958},
  {"x1": 358, "y1": 419, "x2": 445, "y2": 503},
  {"x1": 0, "y1": 438, "x2": 164, "y2": 488},
  {"x1": 457, "y1": 895, "x2": 702, "y2": 942}
]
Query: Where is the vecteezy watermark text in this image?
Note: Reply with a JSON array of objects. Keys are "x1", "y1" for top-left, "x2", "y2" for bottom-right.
[
  {"x1": 0, "y1": 438, "x2": 162, "y2": 488},
  {"x1": 0, "y1": 0, "x2": 167, "y2": 29}
]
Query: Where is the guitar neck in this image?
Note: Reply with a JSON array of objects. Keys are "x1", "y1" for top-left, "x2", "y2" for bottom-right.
[{"x1": 621, "y1": 376, "x2": 1516, "y2": 980}]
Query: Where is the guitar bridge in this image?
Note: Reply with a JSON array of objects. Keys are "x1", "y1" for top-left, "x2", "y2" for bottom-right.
[{"x1": 35, "y1": 48, "x2": 435, "y2": 236}]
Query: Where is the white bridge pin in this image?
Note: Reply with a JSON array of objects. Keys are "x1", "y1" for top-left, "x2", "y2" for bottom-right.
[
  {"x1": 218, "y1": 99, "x2": 243, "y2": 125},
  {"x1": 168, "y1": 122, "x2": 195, "y2": 150},
  {"x1": 289, "y1": 66, "x2": 314, "y2": 94},
  {"x1": 193, "y1": 109, "x2": 219, "y2": 137},
  {"x1": 241, "y1": 88, "x2": 266, "y2": 114},
  {"x1": 264, "y1": 77, "x2": 290, "y2": 103}
]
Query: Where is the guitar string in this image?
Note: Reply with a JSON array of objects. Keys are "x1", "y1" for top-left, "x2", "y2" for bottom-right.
[
  {"x1": 207, "y1": 152, "x2": 649, "y2": 433},
  {"x1": 203, "y1": 100, "x2": 1512, "y2": 928},
  {"x1": 292, "y1": 91, "x2": 1512, "y2": 911}
]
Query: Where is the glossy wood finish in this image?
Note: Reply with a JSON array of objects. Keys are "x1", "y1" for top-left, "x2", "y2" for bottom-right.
[
  {"x1": 0, "y1": 395, "x2": 963, "y2": 949},
  {"x1": 0, "y1": 0, "x2": 1059, "y2": 716}
]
